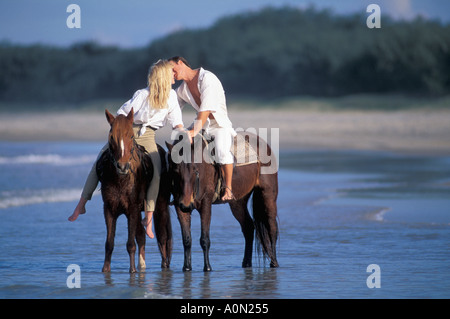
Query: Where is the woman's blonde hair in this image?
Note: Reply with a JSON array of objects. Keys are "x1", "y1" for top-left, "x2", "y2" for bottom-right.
[{"x1": 147, "y1": 59, "x2": 173, "y2": 109}]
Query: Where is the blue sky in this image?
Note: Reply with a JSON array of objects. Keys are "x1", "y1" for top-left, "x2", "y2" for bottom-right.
[{"x1": 1, "y1": 0, "x2": 449, "y2": 48}]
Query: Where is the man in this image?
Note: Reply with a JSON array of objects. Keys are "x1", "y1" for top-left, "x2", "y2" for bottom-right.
[{"x1": 169, "y1": 56, "x2": 235, "y2": 201}]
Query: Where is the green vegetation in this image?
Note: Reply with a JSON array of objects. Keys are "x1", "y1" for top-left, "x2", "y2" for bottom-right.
[{"x1": 1, "y1": 6, "x2": 449, "y2": 110}]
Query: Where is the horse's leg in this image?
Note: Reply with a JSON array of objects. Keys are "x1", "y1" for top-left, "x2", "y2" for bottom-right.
[
  {"x1": 102, "y1": 206, "x2": 117, "y2": 273},
  {"x1": 126, "y1": 211, "x2": 138, "y2": 273},
  {"x1": 229, "y1": 194, "x2": 254, "y2": 268},
  {"x1": 177, "y1": 207, "x2": 192, "y2": 271},
  {"x1": 154, "y1": 177, "x2": 172, "y2": 269},
  {"x1": 136, "y1": 212, "x2": 146, "y2": 271},
  {"x1": 199, "y1": 203, "x2": 212, "y2": 272}
]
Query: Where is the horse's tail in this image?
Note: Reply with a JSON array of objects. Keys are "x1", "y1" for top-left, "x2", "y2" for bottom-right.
[{"x1": 252, "y1": 187, "x2": 279, "y2": 267}]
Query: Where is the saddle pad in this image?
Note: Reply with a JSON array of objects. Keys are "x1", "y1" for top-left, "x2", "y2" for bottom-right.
[{"x1": 232, "y1": 132, "x2": 259, "y2": 166}]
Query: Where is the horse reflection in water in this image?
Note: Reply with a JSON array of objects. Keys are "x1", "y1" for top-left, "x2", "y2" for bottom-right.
[{"x1": 167, "y1": 131, "x2": 279, "y2": 271}]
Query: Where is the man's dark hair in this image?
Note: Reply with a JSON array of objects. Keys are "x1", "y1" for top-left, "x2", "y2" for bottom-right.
[{"x1": 168, "y1": 56, "x2": 191, "y2": 68}]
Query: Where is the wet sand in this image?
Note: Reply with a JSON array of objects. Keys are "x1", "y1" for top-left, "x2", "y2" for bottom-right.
[{"x1": 1, "y1": 108, "x2": 449, "y2": 155}]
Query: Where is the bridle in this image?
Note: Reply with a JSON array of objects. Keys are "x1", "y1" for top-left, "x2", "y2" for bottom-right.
[
  {"x1": 107, "y1": 137, "x2": 139, "y2": 176},
  {"x1": 193, "y1": 168, "x2": 200, "y2": 201},
  {"x1": 171, "y1": 164, "x2": 200, "y2": 202}
]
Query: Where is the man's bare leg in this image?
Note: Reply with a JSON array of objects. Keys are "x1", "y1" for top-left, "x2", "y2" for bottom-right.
[{"x1": 221, "y1": 163, "x2": 234, "y2": 201}]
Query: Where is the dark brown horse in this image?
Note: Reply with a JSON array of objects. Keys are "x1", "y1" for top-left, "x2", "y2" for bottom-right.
[
  {"x1": 97, "y1": 108, "x2": 172, "y2": 273},
  {"x1": 166, "y1": 131, "x2": 279, "y2": 271}
]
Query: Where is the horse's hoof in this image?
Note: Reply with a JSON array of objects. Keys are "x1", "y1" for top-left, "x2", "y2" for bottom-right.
[
  {"x1": 138, "y1": 265, "x2": 146, "y2": 272},
  {"x1": 102, "y1": 265, "x2": 111, "y2": 273},
  {"x1": 138, "y1": 255, "x2": 146, "y2": 270},
  {"x1": 129, "y1": 267, "x2": 137, "y2": 273},
  {"x1": 183, "y1": 266, "x2": 192, "y2": 272},
  {"x1": 203, "y1": 265, "x2": 212, "y2": 272},
  {"x1": 242, "y1": 262, "x2": 252, "y2": 268},
  {"x1": 270, "y1": 261, "x2": 279, "y2": 268}
]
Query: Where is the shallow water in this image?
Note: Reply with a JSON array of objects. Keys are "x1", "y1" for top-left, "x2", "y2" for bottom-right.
[{"x1": 0, "y1": 142, "x2": 449, "y2": 299}]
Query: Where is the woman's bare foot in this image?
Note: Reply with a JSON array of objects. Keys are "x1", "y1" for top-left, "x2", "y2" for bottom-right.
[
  {"x1": 142, "y1": 212, "x2": 154, "y2": 238},
  {"x1": 68, "y1": 197, "x2": 87, "y2": 222}
]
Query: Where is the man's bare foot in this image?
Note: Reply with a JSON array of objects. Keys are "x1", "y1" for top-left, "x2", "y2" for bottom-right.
[
  {"x1": 221, "y1": 186, "x2": 235, "y2": 201},
  {"x1": 142, "y1": 213, "x2": 154, "y2": 239},
  {"x1": 68, "y1": 197, "x2": 87, "y2": 222}
]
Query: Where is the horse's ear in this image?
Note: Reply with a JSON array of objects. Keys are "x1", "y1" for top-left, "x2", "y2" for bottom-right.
[
  {"x1": 165, "y1": 141, "x2": 173, "y2": 152},
  {"x1": 127, "y1": 107, "x2": 134, "y2": 123},
  {"x1": 105, "y1": 109, "x2": 115, "y2": 126}
]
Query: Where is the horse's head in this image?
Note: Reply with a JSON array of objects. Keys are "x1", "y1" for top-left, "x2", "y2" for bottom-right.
[
  {"x1": 105, "y1": 108, "x2": 135, "y2": 175},
  {"x1": 166, "y1": 131, "x2": 214, "y2": 213}
]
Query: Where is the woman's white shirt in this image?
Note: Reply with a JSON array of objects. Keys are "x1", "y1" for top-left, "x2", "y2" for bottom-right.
[{"x1": 117, "y1": 88, "x2": 183, "y2": 136}]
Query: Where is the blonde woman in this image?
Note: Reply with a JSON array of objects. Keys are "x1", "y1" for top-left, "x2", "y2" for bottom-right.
[{"x1": 69, "y1": 60, "x2": 184, "y2": 239}]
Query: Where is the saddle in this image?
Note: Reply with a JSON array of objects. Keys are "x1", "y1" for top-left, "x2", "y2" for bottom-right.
[
  {"x1": 201, "y1": 131, "x2": 259, "y2": 167},
  {"x1": 231, "y1": 132, "x2": 259, "y2": 167}
]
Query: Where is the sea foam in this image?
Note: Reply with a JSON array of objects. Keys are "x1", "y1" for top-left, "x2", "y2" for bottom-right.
[
  {"x1": 0, "y1": 188, "x2": 95, "y2": 209},
  {"x1": 0, "y1": 154, "x2": 95, "y2": 166}
]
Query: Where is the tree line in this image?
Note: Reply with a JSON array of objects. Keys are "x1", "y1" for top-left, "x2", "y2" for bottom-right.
[{"x1": 1, "y1": 6, "x2": 449, "y2": 106}]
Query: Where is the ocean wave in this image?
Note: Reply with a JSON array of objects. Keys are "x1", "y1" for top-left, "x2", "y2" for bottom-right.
[
  {"x1": 0, "y1": 188, "x2": 96, "y2": 209},
  {"x1": 366, "y1": 207, "x2": 390, "y2": 222},
  {"x1": 0, "y1": 154, "x2": 96, "y2": 166}
]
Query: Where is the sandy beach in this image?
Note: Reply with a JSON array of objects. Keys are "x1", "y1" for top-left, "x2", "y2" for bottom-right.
[{"x1": 1, "y1": 108, "x2": 450, "y2": 155}]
